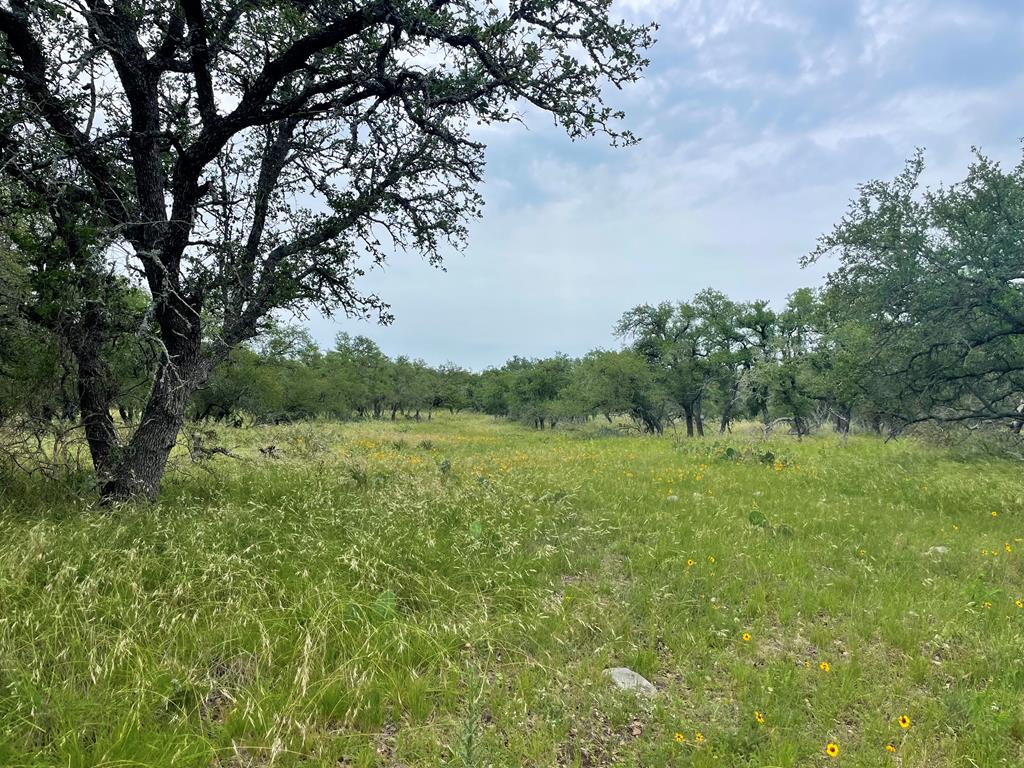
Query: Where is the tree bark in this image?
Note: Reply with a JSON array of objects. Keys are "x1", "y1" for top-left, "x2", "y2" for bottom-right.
[
  {"x1": 67, "y1": 307, "x2": 119, "y2": 480},
  {"x1": 100, "y1": 352, "x2": 206, "y2": 502},
  {"x1": 99, "y1": 294, "x2": 207, "y2": 503},
  {"x1": 1011, "y1": 399, "x2": 1024, "y2": 434}
]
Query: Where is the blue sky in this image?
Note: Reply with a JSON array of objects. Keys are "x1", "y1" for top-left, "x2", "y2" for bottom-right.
[{"x1": 314, "y1": 0, "x2": 1024, "y2": 370}]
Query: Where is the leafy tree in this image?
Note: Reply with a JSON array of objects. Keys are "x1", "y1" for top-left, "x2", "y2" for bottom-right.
[
  {"x1": 437, "y1": 363, "x2": 474, "y2": 414},
  {"x1": 617, "y1": 301, "x2": 710, "y2": 436},
  {"x1": 0, "y1": 0, "x2": 654, "y2": 500},
  {"x1": 806, "y1": 149, "x2": 1024, "y2": 431},
  {"x1": 575, "y1": 349, "x2": 666, "y2": 432},
  {"x1": 506, "y1": 355, "x2": 575, "y2": 429}
]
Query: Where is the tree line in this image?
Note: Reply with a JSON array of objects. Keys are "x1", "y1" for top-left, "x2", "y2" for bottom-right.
[{"x1": 9, "y1": 154, "x2": 1023, "y2": 446}]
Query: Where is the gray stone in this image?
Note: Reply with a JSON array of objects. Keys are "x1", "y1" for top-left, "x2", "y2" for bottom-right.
[
  {"x1": 603, "y1": 667, "x2": 657, "y2": 697},
  {"x1": 926, "y1": 546, "x2": 949, "y2": 556}
]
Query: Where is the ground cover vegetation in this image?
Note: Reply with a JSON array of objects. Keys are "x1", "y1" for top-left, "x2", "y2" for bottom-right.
[{"x1": 1, "y1": 415, "x2": 1023, "y2": 766}]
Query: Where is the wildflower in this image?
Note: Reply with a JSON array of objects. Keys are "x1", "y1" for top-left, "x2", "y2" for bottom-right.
[
  {"x1": 708, "y1": 555, "x2": 716, "y2": 564},
  {"x1": 754, "y1": 711, "x2": 765, "y2": 725},
  {"x1": 673, "y1": 732, "x2": 686, "y2": 743},
  {"x1": 687, "y1": 559, "x2": 695, "y2": 567},
  {"x1": 742, "y1": 632, "x2": 751, "y2": 642},
  {"x1": 885, "y1": 743, "x2": 896, "y2": 753},
  {"x1": 981, "y1": 549, "x2": 989, "y2": 556},
  {"x1": 952, "y1": 524, "x2": 960, "y2": 531},
  {"x1": 1016, "y1": 599, "x2": 1023, "y2": 609},
  {"x1": 982, "y1": 601, "x2": 993, "y2": 609},
  {"x1": 898, "y1": 715, "x2": 911, "y2": 729},
  {"x1": 694, "y1": 732, "x2": 705, "y2": 744},
  {"x1": 1005, "y1": 543, "x2": 1013, "y2": 553},
  {"x1": 819, "y1": 661, "x2": 831, "y2": 672},
  {"x1": 825, "y1": 742, "x2": 840, "y2": 758},
  {"x1": 858, "y1": 548, "x2": 867, "y2": 557},
  {"x1": 992, "y1": 511, "x2": 998, "y2": 517}
]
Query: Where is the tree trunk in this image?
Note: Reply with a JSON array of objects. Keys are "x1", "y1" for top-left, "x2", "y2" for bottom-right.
[
  {"x1": 683, "y1": 406, "x2": 694, "y2": 437},
  {"x1": 99, "y1": 291, "x2": 207, "y2": 503},
  {"x1": 68, "y1": 312, "x2": 119, "y2": 480},
  {"x1": 718, "y1": 406, "x2": 732, "y2": 434},
  {"x1": 100, "y1": 349, "x2": 207, "y2": 502}
]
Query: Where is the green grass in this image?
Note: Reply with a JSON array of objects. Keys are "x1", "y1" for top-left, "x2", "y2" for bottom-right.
[{"x1": 1, "y1": 414, "x2": 1023, "y2": 767}]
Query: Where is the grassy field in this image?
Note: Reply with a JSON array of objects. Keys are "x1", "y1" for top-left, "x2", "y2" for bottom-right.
[{"x1": 1, "y1": 414, "x2": 1022, "y2": 767}]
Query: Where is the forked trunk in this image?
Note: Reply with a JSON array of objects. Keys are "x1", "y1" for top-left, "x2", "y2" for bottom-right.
[{"x1": 100, "y1": 351, "x2": 206, "y2": 503}]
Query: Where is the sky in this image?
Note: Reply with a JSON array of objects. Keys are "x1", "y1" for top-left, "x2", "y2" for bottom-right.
[{"x1": 315, "y1": 0, "x2": 1024, "y2": 370}]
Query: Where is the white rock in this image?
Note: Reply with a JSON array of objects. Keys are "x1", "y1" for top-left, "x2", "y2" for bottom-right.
[{"x1": 603, "y1": 667, "x2": 657, "y2": 697}]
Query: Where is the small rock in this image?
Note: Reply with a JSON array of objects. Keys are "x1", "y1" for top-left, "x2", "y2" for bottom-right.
[
  {"x1": 926, "y1": 546, "x2": 949, "y2": 556},
  {"x1": 603, "y1": 667, "x2": 657, "y2": 697}
]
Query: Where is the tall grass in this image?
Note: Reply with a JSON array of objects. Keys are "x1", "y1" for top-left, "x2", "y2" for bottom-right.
[{"x1": 1, "y1": 414, "x2": 1022, "y2": 766}]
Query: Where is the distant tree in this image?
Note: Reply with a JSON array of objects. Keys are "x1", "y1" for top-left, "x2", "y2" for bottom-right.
[
  {"x1": 475, "y1": 368, "x2": 511, "y2": 419},
  {"x1": 616, "y1": 301, "x2": 709, "y2": 436},
  {"x1": 332, "y1": 334, "x2": 391, "y2": 419},
  {"x1": 437, "y1": 363, "x2": 474, "y2": 415},
  {"x1": 758, "y1": 289, "x2": 820, "y2": 436},
  {"x1": 575, "y1": 349, "x2": 666, "y2": 432},
  {"x1": 506, "y1": 355, "x2": 575, "y2": 429}
]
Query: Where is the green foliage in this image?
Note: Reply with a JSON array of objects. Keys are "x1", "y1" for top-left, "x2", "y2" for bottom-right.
[
  {"x1": 808, "y1": 148, "x2": 1024, "y2": 430},
  {"x1": 2, "y1": 414, "x2": 1023, "y2": 766}
]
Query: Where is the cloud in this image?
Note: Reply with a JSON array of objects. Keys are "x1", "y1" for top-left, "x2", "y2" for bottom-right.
[{"x1": 313, "y1": 0, "x2": 1024, "y2": 369}]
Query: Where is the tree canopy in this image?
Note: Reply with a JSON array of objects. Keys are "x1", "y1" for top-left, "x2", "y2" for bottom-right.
[{"x1": 0, "y1": 0, "x2": 655, "y2": 500}]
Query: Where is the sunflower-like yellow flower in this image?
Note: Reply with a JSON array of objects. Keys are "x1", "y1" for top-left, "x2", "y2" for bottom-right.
[
  {"x1": 819, "y1": 661, "x2": 831, "y2": 672},
  {"x1": 825, "y1": 742, "x2": 840, "y2": 758},
  {"x1": 694, "y1": 731, "x2": 705, "y2": 744},
  {"x1": 741, "y1": 632, "x2": 751, "y2": 642},
  {"x1": 898, "y1": 714, "x2": 911, "y2": 729},
  {"x1": 754, "y1": 711, "x2": 765, "y2": 725},
  {"x1": 673, "y1": 732, "x2": 686, "y2": 743},
  {"x1": 687, "y1": 559, "x2": 695, "y2": 567},
  {"x1": 885, "y1": 743, "x2": 896, "y2": 753}
]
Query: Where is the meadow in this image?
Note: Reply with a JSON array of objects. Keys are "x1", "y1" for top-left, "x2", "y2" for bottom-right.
[{"x1": 1, "y1": 414, "x2": 1022, "y2": 767}]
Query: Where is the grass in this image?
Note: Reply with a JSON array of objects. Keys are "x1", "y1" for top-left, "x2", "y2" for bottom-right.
[{"x1": 1, "y1": 413, "x2": 1023, "y2": 767}]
